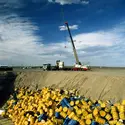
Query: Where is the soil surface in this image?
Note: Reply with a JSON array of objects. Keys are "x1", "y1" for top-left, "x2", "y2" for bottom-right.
[{"x1": 14, "y1": 68, "x2": 125, "y2": 102}]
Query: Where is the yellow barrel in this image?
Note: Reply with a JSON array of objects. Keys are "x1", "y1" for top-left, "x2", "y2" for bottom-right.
[
  {"x1": 112, "y1": 111, "x2": 119, "y2": 120},
  {"x1": 85, "y1": 114, "x2": 93, "y2": 119},
  {"x1": 76, "y1": 109, "x2": 82, "y2": 115},
  {"x1": 93, "y1": 100, "x2": 97, "y2": 103},
  {"x1": 68, "y1": 112, "x2": 75, "y2": 119},
  {"x1": 81, "y1": 115, "x2": 85, "y2": 120},
  {"x1": 95, "y1": 117, "x2": 106, "y2": 124},
  {"x1": 109, "y1": 120, "x2": 117, "y2": 124},
  {"x1": 30, "y1": 117, "x2": 35, "y2": 124},
  {"x1": 101, "y1": 103, "x2": 106, "y2": 108},
  {"x1": 117, "y1": 105, "x2": 121, "y2": 111},
  {"x1": 88, "y1": 101, "x2": 93, "y2": 106},
  {"x1": 55, "y1": 97, "x2": 59, "y2": 102},
  {"x1": 55, "y1": 108, "x2": 59, "y2": 112},
  {"x1": 74, "y1": 106, "x2": 79, "y2": 111},
  {"x1": 24, "y1": 120, "x2": 29, "y2": 125},
  {"x1": 51, "y1": 117, "x2": 58, "y2": 124},
  {"x1": 70, "y1": 101, "x2": 75, "y2": 106},
  {"x1": 93, "y1": 108, "x2": 99, "y2": 116},
  {"x1": 48, "y1": 112, "x2": 53, "y2": 118},
  {"x1": 81, "y1": 100, "x2": 88, "y2": 106},
  {"x1": 87, "y1": 107, "x2": 92, "y2": 113},
  {"x1": 60, "y1": 112, "x2": 67, "y2": 118},
  {"x1": 82, "y1": 105, "x2": 89, "y2": 110},
  {"x1": 44, "y1": 107, "x2": 48, "y2": 113},
  {"x1": 39, "y1": 109, "x2": 44, "y2": 114},
  {"x1": 67, "y1": 109, "x2": 72, "y2": 116},
  {"x1": 57, "y1": 119, "x2": 63, "y2": 124},
  {"x1": 52, "y1": 95, "x2": 57, "y2": 100},
  {"x1": 99, "y1": 110, "x2": 106, "y2": 117},
  {"x1": 104, "y1": 107, "x2": 110, "y2": 113},
  {"x1": 85, "y1": 119, "x2": 91, "y2": 125},
  {"x1": 75, "y1": 100, "x2": 80, "y2": 105},
  {"x1": 67, "y1": 109, "x2": 72, "y2": 115},
  {"x1": 58, "y1": 106, "x2": 63, "y2": 112},
  {"x1": 72, "y1": 115, "x2": 79, "y2": 121},
  {"x1": 78, "y1": 103, "x2": 83, "y2": 108},
  {"x1": 98, "y1": 100, "x2": 102, "y2": 104},
  {"x1": 116, "y1": 121, "x2": 124, "y2": 125},
  {"x1": 64, "y1": 90, "x2": 68, "y2": 95},
  {"x1": 48, "y1": 101, "x2": 53, "y2": 106},
  {"x1": 119, "y1": 105, "x2": 125, "y2": 112},
  {"x1": 111, "y1": 106, "x2": 117, "y2": 112},
  {"x1": 119, "y1": 112, "x2": 125, "y2": 120},
  {"x1": 105, "y1": 114, "x2": 112, "y2": 121},
  {"x1": 79, "y1": 119, "x2": 85, "y2": 125},
  {"x1": 35, "y1": 119, "x2": 38, "y2": 123},
  {"x1": 63, "y1": 107, "x2": 68, "y2": 112},
  {"x1": 122, "y1": 100, "x2": 125, "y2": 105},
  {"x1": 82, "y1": 110, "x2": 88, "y2": 117}
]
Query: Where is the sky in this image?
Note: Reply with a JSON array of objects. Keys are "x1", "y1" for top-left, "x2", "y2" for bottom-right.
[{"x1": 0, "y1": 0, "x2": 125, "y2": 66}]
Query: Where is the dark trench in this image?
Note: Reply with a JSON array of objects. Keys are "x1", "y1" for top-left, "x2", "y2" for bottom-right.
[{"x1": 0, "y1": 72, "x2": 17, "y2": 107}]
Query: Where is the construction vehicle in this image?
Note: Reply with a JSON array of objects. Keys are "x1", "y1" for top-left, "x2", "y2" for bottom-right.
[
  {"x1": 56, "y1": 60, "x2": 64, "y2": 69},
  {"x1": 42, "y1": 22, "x2": 90, "y2": 71},
  {"x1": 65, "y1": 22, "x2": 90, "y2": 71},
  {"x1": 42, "y1": 61, "x2": 65, "y2": 71},
  {"x1": 42, "y1": 64, "x2": 51, "y2": 71}
]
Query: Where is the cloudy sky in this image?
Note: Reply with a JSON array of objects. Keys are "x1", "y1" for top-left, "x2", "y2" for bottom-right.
[{"x1": 0, "y1": 0, "x2": 125, "y2": 66}]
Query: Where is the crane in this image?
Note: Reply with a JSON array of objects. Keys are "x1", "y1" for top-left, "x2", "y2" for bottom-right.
[
  {"x1": 65, "y1": 22, "x2": 81, "y2": 65},
  {"x1": 65, "y1": 22, "x2": 90, "y2": 71}
]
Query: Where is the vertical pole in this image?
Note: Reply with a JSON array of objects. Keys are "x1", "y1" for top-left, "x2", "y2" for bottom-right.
[{"x1": 65, "y1": 22, "x2": 80, "y2": 64}]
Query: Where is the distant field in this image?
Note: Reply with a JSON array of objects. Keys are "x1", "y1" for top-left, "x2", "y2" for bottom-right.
[{"x1": 10, "y1": 67, "x2": 125, "y2": 76}]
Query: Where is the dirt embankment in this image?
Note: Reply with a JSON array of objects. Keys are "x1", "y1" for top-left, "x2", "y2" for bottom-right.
[{"x1": 14, "y1": 71, "x2": 125, "y2": 102}]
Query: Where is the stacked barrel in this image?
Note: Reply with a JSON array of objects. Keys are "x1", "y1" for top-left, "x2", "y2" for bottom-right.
[{"x1": 1, "y1": 87, "x2": 125, "y2": 125}]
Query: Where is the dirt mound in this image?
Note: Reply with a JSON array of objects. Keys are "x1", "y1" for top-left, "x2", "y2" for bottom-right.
[{"x1": 14, "y1": 71, "x2": 125, "y2": 102}]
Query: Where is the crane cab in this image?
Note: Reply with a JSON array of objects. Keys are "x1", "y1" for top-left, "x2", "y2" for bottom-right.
[{"x1": 56, "y1": 60, "x2": 64, "y2": 70}]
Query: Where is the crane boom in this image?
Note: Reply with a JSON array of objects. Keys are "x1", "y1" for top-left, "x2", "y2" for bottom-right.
[{"x1": 65, "y1": 22, "x2": 81, "y2": 64}]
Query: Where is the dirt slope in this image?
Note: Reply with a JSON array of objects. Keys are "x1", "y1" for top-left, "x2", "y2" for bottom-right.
[{"x1": 14, "y1": 70, "x2": 125, "y2": 102}]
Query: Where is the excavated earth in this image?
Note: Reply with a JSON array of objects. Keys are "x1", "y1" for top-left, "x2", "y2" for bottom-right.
[
  {"x1": 14, "y1": 68, "x2": 125, "y2": 101},
  {"x1": 0, "y1": 68, "x2": 125, "y2": 125}
]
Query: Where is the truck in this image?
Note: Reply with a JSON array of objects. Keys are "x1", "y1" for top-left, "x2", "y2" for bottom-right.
[{"x1": 42, "y1": 61, "x2": 65, "y2": 71}]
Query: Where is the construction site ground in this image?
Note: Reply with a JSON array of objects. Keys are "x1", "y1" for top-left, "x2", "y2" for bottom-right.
[
  {"x1": 13, "y1": 68, "x2": 125, "y2": 101},
  {"x1": 0, "y1": 67, "x2": 125, "y2": 125}
]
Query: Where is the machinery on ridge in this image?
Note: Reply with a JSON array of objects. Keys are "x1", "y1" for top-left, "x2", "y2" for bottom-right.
[{"x1": 42, "y1": 22, "x2": 91, "y2": 71}]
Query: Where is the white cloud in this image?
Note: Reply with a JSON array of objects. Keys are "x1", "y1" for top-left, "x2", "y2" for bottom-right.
[
  {"x1": 72, "y1": 31, "x2": 118, "y2": 49},
  {"x1": 0, "y1": 14, "x2": 69, "y2": 66},
  {"x1": 59, "y1": 25, "x2": 78, "y2": 31},
  {"x1": 1, "y1": 15, "x2": 125, "y2": 66},
  {"x1": 1, "y1": 13, "x2": 125, "y2": 66},
  {"x1": 48, "y1": 0, "x2": 89, "y2": 5}
]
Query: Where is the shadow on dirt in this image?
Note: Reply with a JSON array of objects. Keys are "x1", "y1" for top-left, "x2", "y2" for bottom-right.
[{"x1": 0, "y1": 72, "x2": 17, "y2": 107}]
